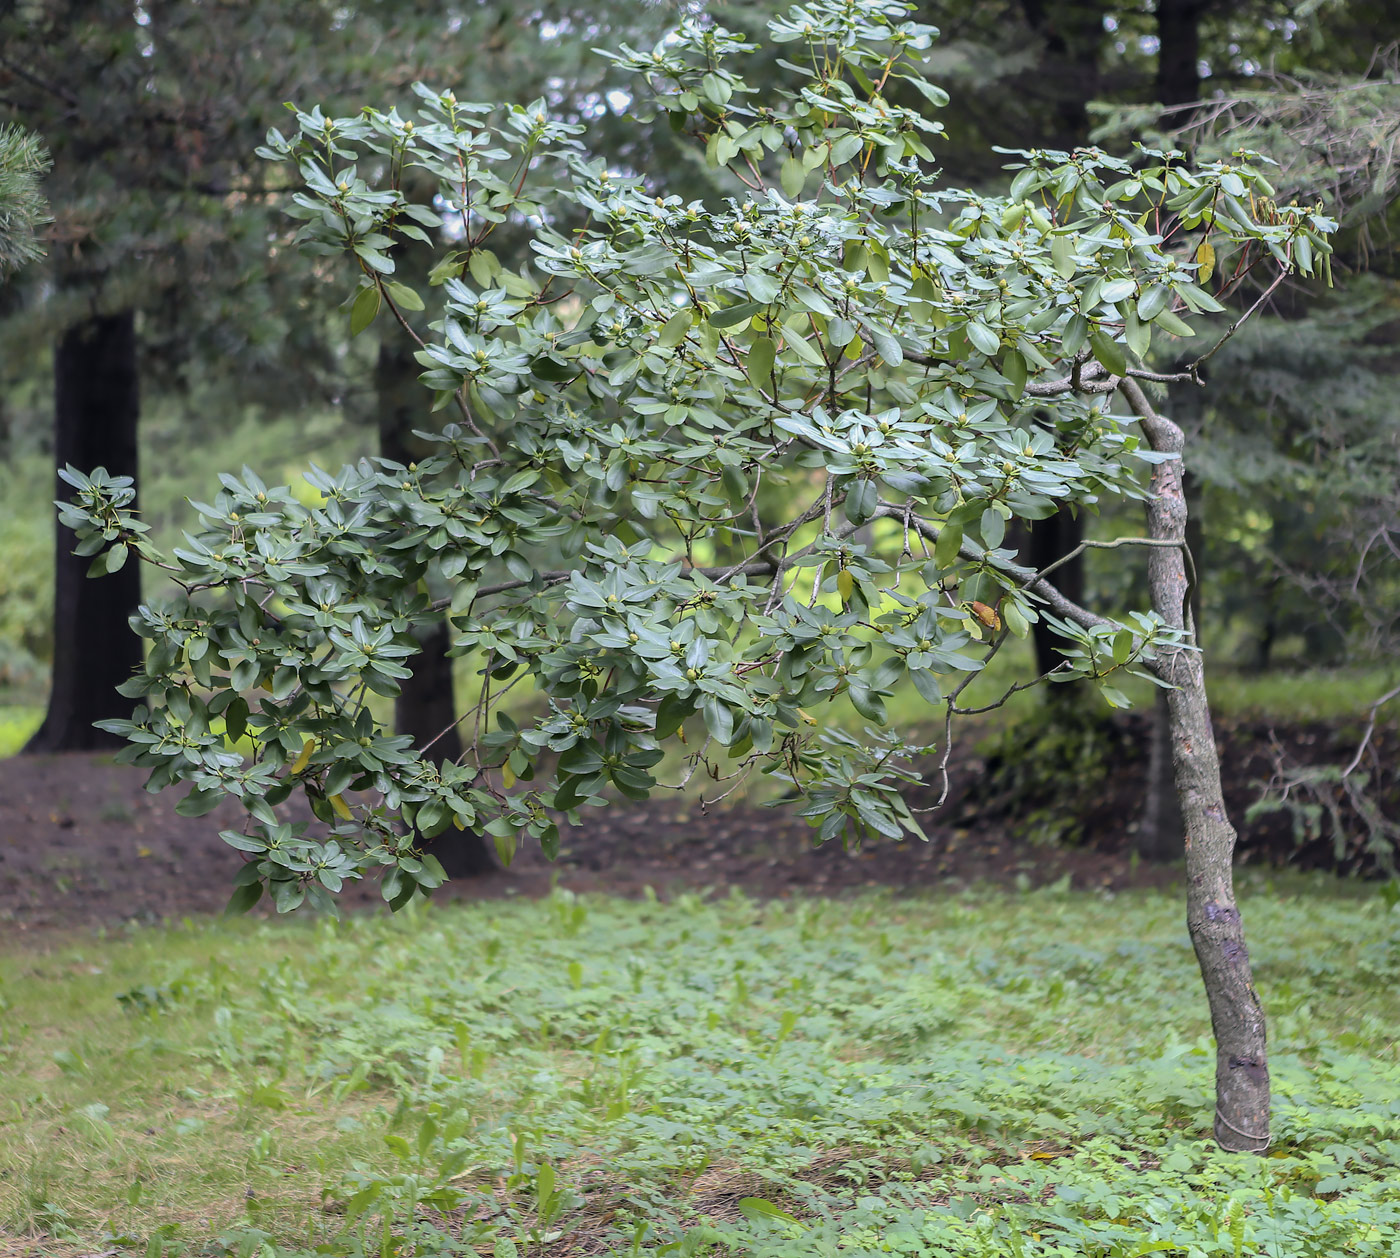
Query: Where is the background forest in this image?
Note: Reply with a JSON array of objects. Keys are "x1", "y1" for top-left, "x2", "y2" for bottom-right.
[
  {"x1": 2, "y1": 0, "x2": 1397, "y2": 874},
  {"x1": 2, "y1": 2, "x2": 1400, "y2": 1256}
]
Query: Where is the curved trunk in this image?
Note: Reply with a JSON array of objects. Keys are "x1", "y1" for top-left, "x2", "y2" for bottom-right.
[
  {"x1": 26, "y1": 312, "x2": 143, "y2": 753},
  {"x1": 1124, "y1": 379, "x2": 1269, "y2": 1153}
]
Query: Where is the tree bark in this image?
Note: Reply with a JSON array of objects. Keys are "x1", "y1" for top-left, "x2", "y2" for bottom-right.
[
  {"x1": 375, "y1": 337, "x2": 494, "y2": 877},
  {"x1": 25, "y1": 311, "x2": 143, "y2": 753},
  {"x1": 1123, "y1": 378, "x2": 1269, "y2": 1152}
]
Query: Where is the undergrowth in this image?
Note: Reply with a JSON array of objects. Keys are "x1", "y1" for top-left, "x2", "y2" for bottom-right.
[{"x1": 2, "y1": 881, "x2": 1399, "y2": 1256}]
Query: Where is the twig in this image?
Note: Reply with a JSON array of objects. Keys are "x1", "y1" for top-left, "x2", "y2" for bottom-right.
[{"x1": 1342, "y1": 682, "x2": 1400, "y2": 780}]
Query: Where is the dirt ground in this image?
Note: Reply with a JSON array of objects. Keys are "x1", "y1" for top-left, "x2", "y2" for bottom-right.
[
  {"x1": 1, "y1": 715, "x2": 1389, "y2": 938},
  {"x1": 0, "y1": 750, "x2": 1174, "y2": 939}
]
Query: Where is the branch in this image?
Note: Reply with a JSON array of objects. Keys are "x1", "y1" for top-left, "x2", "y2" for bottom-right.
[
  {"x1": 871, "y1": 505, "x2": 1112, "y2": 632},
  {"x1": 429, "y1": 560, "x2": 784, "y2": 613},
  {"x1": 1186, "y1": 265, "x2": 1289, "y2": 373},
  {"x1": 1036, "y1": 535, "x2": 1187, "y2": 585},
  {"x1": 899, "y1": 341, "x2": 1200, "y2": 397},
  {"x1": 1342, "y1": 682, "x2": 1400, "y2": 780}
]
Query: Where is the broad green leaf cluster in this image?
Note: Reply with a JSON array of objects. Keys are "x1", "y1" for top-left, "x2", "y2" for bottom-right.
[{"x1": 60, "y1": 0, "x2": 1334, "y2": 910}]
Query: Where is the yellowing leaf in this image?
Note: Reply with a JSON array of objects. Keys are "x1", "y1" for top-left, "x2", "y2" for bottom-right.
[
  {"x1": 797, "y1": 708, "x2": 818, "y2": 727},
  {"x1": 1195, "y1": 240, "x2": 1216, "y2": 284},
  {"x1": 452, "y1": 814, "x2": 466, "y2": 831},
  {"x1": 328, "y1": 793, "x2": 352, "y2": 821},
  {"x1": 502, "y1": 762, "x2": 516, "y2": 789},
  {"x1": 290, "y1": 738, "x2": 316, "y2": 776},
  {"x1": 970, "y1": 600, "x2": 1001, "y2": 631},
  {"x1": 837, "y1": 569, "x2": 854, "y2": 604}
]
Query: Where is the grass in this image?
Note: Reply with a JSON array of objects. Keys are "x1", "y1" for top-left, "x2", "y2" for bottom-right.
[
  {"x1": 0, "y1": 704, "x2": 41, "y2": 757},
  {"x1": 2, "y1": 879, "x2": 1399, "y2": 1256}
]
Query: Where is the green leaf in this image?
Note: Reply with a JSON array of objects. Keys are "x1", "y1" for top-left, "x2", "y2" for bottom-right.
[
  {"x1": 468, "y1": 248, "x2": 501, "y2": 287},
  {"x1": 710, "y1": 301, "x2": 762, "y2": 329},
  {"x1": 744, "y1": 270, "x2": 781, "y2": 304},
  {"x1": 1101, "y1": 277, "x2": 1136, "y2": 305},
  {"x1": 701, "y1": 72, "x2": 732, "y2": 106},
  {"x1": 1061, "y1": 313, "x2": 1089, "y2": 356},
  {"x1": 780, "y1": 154, "x2": 805, "y2": 199},
  {"x1": 1003, "y1": 602, "x2": 1030, "y2": 638},
  {"x1": 980, "y1": 507, "x2": 1006, "y2": 550},
  {"x1": 868, "y1": 324, "x2": 903, "y2": 366},
  {"x1": 1123, "y1": 305, "x2": 1151, "y2": 359},
  {"x1": 747, "y1": 335, "x2": 776, "y2": 385},
  {"x1": 721, "y1": 462, "x2": 749, "y2": 504},
  {"x1": 1153, "y1": 308, "x2": 1195, "y2": 337},
  {"x1": 657, "y1": 308, "x2": 693, "y2": 347},
  {"x1": 223, "y1": 696, "x2": 248, "y2": 745},
  {"x1": 350, "y1": 284, "x2": 381, "y2": 336},
  {"x1": 844, "y1": 478, "x2": 876, "y2": 525},
  {"x1": 781, "y1": 319, "x2": 826, "y2": 367},
  {"x1": 92, "y1": 542, "x2": 128, "y2": 577},
  {"x1": 536, "y1": 1162, "x2": 555, "y2": 1210},
  {"x1": 911, "y1": 667, "x2": 942, "y2": 703},
  {"x1": 1001, "y1": 350, "x2": 1027, "y2": 400},
  {"x1": 384, "y1": 280, "x2": 424, "y2": 312},
  {"x1": 1137, "y1": 285, "x2": 1171, "y2": 321},
  {"x1": 223, "y1": 880, "x2": 263, "y2": 917},
  {"x1": 966, "y1": 321, "x2": 1000, "y2": 357},
  {"x1": 702, "y1": 696, "x2": 734, "y2": 745},
  {"x1": 934, "y1": 521, "x2": 963, "y2": 569},
  {"x1": 1089, "y1": 327, "x2": 1128, "y2": 377},
  {"x1": 737, "y1": 1197, "x2": 803, "y2": 1227}
]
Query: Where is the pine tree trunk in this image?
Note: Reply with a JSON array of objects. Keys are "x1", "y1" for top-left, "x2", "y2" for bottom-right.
[
  {"x1": 375, "y1": 338, "x2": 494, "y2": 877},
  {"x1": 26, "y1": 311, "x2": 143, "y2": 753},
  {"x1": 1138, "y1": 689, "x2": 1185, "y2": 861},
  {"x1": 1123, "y1": 379, "x2": 1269, "y2": 1153},
  {"x1": 1028, "y1": 506, "x2": 1084, "y2": 682},
  {"x1": 1155, "y1": 0, "x2": 1207, "y2": 110}
]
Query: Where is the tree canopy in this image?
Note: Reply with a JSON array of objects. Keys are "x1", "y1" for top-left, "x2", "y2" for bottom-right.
[
  {"x1": 63, "y1": 0, "x2": 1328, "y2": 905},
  {"x1": 0, "y1": 123, "x2": 49, "y2": 280}
]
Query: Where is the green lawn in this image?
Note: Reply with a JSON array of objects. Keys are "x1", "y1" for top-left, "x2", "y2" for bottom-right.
[{"x1": 2, "y1": 880, "x2": 1399, "y2": 1256}]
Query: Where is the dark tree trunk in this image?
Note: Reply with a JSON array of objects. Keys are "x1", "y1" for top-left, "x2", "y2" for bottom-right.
[
  {"x1": 1155, "y1": 0, "x2": 1209, "y2": 111},
  {"x1": 1138, "y1": 688, "x2": 1185, "y2": 861},
  {"x1": 1124, "y1": 379, "x2": 1269, "y2": 1153},
  {"x1": 1017, "y1": 0, "x2": 1107, "y2": 148},
  {"x1": 26, "y1": 311, "x2": 143, "y2": 753},
  {"x1": 375, "y1": 338, "x2": 494, "y2": 877},
  {"x1": 1027, "y1": 506, "x2": 1084, "y2": 681}
]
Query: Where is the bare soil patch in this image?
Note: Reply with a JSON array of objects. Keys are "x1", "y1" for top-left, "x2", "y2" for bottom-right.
[{"x1": 2, "y1": 714, "x2": 1389, "y2": 936}]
